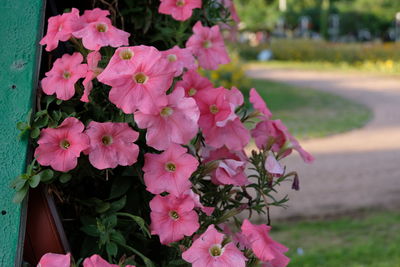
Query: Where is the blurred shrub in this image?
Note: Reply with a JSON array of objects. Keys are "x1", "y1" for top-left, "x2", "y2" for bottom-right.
[
  {"x1": 270, "y1": 39, "x2": 400, "y2": 63},
  {"x1": 238, "y1": 39, "x2": 400, "y2": 64},
  {"x1": 201, "y1": 53, "x2": 251, "y2": 89}
]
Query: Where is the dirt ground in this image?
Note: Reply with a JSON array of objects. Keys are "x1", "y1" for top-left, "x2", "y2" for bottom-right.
[{"x1": 246, "y1": 67, "x2": 400, "y2": 220}]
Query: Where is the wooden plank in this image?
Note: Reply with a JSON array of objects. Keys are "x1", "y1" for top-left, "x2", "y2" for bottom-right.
[{"x1": 0, "y1": 0, "x2": 45, "y2": 265}]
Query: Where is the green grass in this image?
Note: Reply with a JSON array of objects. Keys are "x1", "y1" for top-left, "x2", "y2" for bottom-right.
[
  {"x1": 242, "y1": 79, "x2": 372, "y2": 139},
  {"x1": 271, "y1": 210, "x2": 400, "y2": 267}
]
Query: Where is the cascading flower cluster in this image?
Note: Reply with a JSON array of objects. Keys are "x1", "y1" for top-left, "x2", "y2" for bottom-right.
[{"x1": 16, "y1": 2, "x2": 314, "y2": 267}]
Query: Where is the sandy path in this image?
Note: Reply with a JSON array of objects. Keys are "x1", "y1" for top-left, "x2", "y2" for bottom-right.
[{"x1": 246, "y1": 67, "x2": 400, "y2": 220}]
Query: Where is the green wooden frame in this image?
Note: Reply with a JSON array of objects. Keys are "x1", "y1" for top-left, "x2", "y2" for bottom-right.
[{"x1": 0, "y1": 0, "x2": 45, "y2": 265}]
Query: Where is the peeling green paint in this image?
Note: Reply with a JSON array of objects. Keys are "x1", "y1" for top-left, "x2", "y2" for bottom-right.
[{"x1": 0, "y1": 0, "x2": 45, "y2": 265}]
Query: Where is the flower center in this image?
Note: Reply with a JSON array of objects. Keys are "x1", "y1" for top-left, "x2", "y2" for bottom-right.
[
  {"x1": 60, "y1": 139, "x2": 71, "y2": 150},
  {"x1": 134, "y1": 72, "x2": 148, "y2": 84},
  {"x1": 63, "y1": 71, "x2": 71, "y2": 79},
  {"x1": 209, "y1": 104, "x2": 219, "y2": 114},
  {"x1": 176, "y1": 0, "x2": 185, "y2": 6},
  {"x1": 188, "y1": 88, "x2": 197, "y2": 96},
  {"x1": 165, "y1": 162, "x2": 176, "y2": 172},
  {"x1": 96, "y1": 23, "x2": 108, "y2": 32},
  {"x1": 160, "y1": 107, "x2": 174, "y2": 117},
  {"x1": 203, "y1": 40, "x2": 212, "y2": 49},
  {"x1": 102, "y1": 135, "x2": 113, "y2": 146},
  {"x1": 169, "y1": 210, "x2": 180, "y2": 220},
  {"x1": 209, "y1": 245, "x2": 222, "y2": 257},
  {"x1": 119, "y1": 49, "x2": 134, "y2": 60},
  {"x1": 167, "y1": 54, "x2": 177, "y2": 62}
]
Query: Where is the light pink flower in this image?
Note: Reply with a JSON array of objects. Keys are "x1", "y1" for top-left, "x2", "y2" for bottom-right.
[
  {"x1": 196, "y1": 87, "x2": 232, "y2": 128},
  {"x1": 72, "y1": 8, "x2": 130, "y2": 51},
  {"x1": 265, "y1": 153, "x2": 284, "y2": 176},
  {"x1": 96, "y1": 46, "x2": 138, "y2": 79},
  {"x1": 135, "y1": 87, "x2": 199, "y2": 150},
  {"x1": 81, "y1": 51, "x2": 102, "y2": 102},
  {"x1": 241, "y1": 220, "x2": 290, "y2": 267},
  {"x1": 84, "y1": 122, "x2": 139, "y2": 170},
  {"x1": 252, "y1": 120, "x2": 314, "y2": 163},
  {"x1": 197, "y1": 87, "x2": 250, "y2": 150},
  {"x1": 35, "y1": 117, "x2": 89, "y2": 172},
  {"x1": 250, "y1": 88, "x2": 272, "y2": 119},
  {"x1": 97, "y1": 45, "x2": 174, "y2": 114},
  {"x1": 150, "y1": 194, "x2": 199, "y2": 244},
  {"x1": 203, "y1": 147, "x2": 249, "y2": 186},
  {"x1": 83, "y1": 254, "x2": 136, "y2": 267},
  {"x1": 37, "y1": 252, "x2": 71, "y2": 267},
  {"x1": 159, "y1": 0, "x2": 202, "y2": 21},
  {"x1": 217, "y1": 0, "x2": 240, "y2": 22},
  {"x1": 162, "y1": 46, "x2": 196, "y2": 76},
  {"x1": 183, "y1": 190, "x2": 215, "y2": 216},
  {"x1": 182, "y1": 225, "x2": 247, "y2": 266},
  {"x1": 40, "y1": 8, "x2": 80, "y2": 51},
  {"x1": 203, "y1": 117, "x2": 250, "y2": 150},
  {"x1": 41, "y1": 52, "x2": 88, "y2": 100},
  {"x1": 143, "y1": 144, "x2": 198, "y2": 196},
  {"x1": 186, "y1": 21, "x2": 230, "y2": 70},
  {"x1": 175, "y1": 70, "x2": 214, "y2": 99}
]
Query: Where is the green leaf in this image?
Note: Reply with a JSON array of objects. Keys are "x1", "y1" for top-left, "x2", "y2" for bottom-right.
[
  {"x1": 33, "y1": 115, "x2": 49, "y2": 128},
  {"x1": 59, "y1": 173, "x2": 72, "y2": 183},
  {"x1": 81, "y1": 224, "x2": 99, "y2": 237},
  {"x1": 29, "y1": 174, "x2": 40, "y2": 188},
  {"x1": 13, "y1": 184, "x2": 29, "y2": 203},
  {"x1": 110, "y1": 231, "x2": 126, "y2": 245},
  {"x1": 96, "y1": 202, "x2": 111, "y2": 214},
  {"x1": 34, "y1": 110, "x2": 48, "y2": 118},
  {"x1": 11, "y1": 176, "x2": 27, "y2": 191},
  {"x1": 116, "y1": 213, "x2": 151, "y2": 238},
  {"x1": 106, "y1": 242, "x2": 118, "y2": 257},
  {"x1": 39, "y1": 169, "x2": 54, "y2": 182},
  {"x1": 45, "y1": 95, "x2": 56, "y2": 108},
  {"x1": 30, "y1": 127, "x2": 40, "y2": 139},
  {"x1": 109, "y1": 176, "x2": 132, "y2": 199},
  {"x1": 109, "y1": 196, "x2": 126, "y2": 212},
  {"x1": 16, "y1": 122, "x2": 29, "y2": 131},
  {"x1": 56, "y1": 99, "x2": 63, "y2": 105}
]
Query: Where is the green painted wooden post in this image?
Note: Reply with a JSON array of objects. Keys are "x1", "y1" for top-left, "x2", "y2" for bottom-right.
[{"x1": 0, "y1": 0, "x2": 45, "y2": 265}]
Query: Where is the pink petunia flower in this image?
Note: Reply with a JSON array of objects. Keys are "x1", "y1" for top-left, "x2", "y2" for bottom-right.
[
  {"x1": 84, "y1": 121, "x2": 139, "y2": 170},
  {"x1": 186, "y1": 21, "x2": 230, "y2": 70},
  {"x1": 37, "y1": 252, "x2": 71, "y2": 267},
  {"x1": 72, "y1": 8, "x2": 130, "y2": 51},
  {"x1": 196, "y1": 87, "x2": 232, "y2": 128},
  {"x1": 252, "y1": 119, "x2": 314, "y2": 163},
  {"x1": 162, "y1": 46, "x2": 197, "y2": 76},
  {"x1": 35, "y1": 117, "x2": 89, "y2": 172},
  {"x1": 241, "y1": 220, "x2": 290, "y2": 267},
  {"x1": 203, "y1": 147, "x2": 249, "y2": 186},
  {"x1": 143, "y1": 144, "x2": 198, "y2": 196},
  {"x1": 150, "y1": 194, "x2": 200, "y2": 244},
  {"x1": 81, "y1": 51, "x2": 102, "y2": 102},
  {"x1": 40, "y1": 8, "x2": 80, "y2": 51},
  {"x1": 175, "y1": 69, "x2": 214, "y2": 100},
  {"x1": 41, "y1": 52, "x2": 88, "y2": 100},
  {"x1": 135, "y1": 87, "x2": 200, "y2": 150},
  {"x1": 203, "y1": 117, "x2": 250, "y2": 150},
  {"x1": 83, "y1": 254, "x2": 136, "y2": 267},
  {"x1": 159, "y1": 0, "x2": 202, "y2": 21},
  {"x1": 182, "y1": 225, "x2": 247, "y2": 266},
  {"x1": 183, "y1": 190, "x2": 215, "y2": 216},
  {"x1": 250, "y1": 88, "x2": 272, "y2": 119},
  {"x1": 197, "y1": 87, "x2": 250, "y2": 150},
  {"x1": 97, "y1": 45, "x2": 174, "y2": 114}
]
